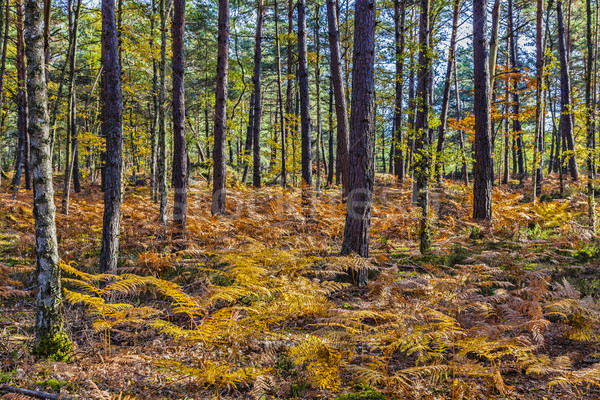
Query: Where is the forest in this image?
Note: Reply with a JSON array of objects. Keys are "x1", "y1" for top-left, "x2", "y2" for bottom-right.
[{"x1": 1, "y1": 0, "x2": 600, "y2": 398}]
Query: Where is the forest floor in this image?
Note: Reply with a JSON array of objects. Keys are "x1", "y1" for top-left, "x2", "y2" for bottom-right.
[{"x1": 1, "y1": 175, "x2": 600, "y2": 400}]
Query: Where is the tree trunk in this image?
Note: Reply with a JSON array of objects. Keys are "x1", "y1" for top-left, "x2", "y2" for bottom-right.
[
  {"x1": 11, "y1": 0, "x2": 30, "y2": 197},
  {"x1": 0, "y1": 0, "x2": 8, "y2": 188},
  {"x1": 252, "y1": 0, "x2": 264, "y2": 188},
  {"x1": 434, "y1": 0, "x2": 460, "y2": 182},
  {"x1": 340, "y1": 0, "x2": 376, "y2": 287},
  {"x1": 489, "y1": 0, "x2": 501, "y2": 90},
  {"x1": 99, "y1": 0, "x2": 123, "y2": 273},
  {"x1": 284, "y1": 0, "x2": 294, "y2": 188},
  {"x1": 472, "y1": 0, "x2": 493, "y2": 221},
  {"x1": 508, "y1": 0, "x2": 524, "y2": 179},
  {"x1": 25, "y1": 0, "x2": 71, "y2": 360},
  {"x1": 61, "y1": 0, "x2": 82, "y2": 215},
  {"x1": 274, "y1": 0, "x2": 287, "y2": 189},
  {"x1": 157, "y1": 0, "x2": 171, "y2": 224},
  {"x1": 298, "y1": 0, "x2": 312, "y2": 195},
  {"x1": 171, "y1": 0, "x2": 187, "y2": 236},
  {"x1": 326, "y1": 0, "x2": 349, "y2": 198},
  {"x1": 315, "y1": 4, "x2": 322, "y2": 193},
  {"x1": 586, "y1": 0, "x2": 596, "y2": 232},
  {"x1": 211, "y1": 0, "x2": 229, "y2": 215},
  {"x1": 327, "y1": 77, "x2": 334, "y2": 185},
  {"x1": 150, "y1": 0, "x2": 158, "y2": 201},
  {"x1": 532, "y1": 0, "x2": 544, "y2": 203},
  {"x1": 414, "y1": 0, "x2": 432, "y2": 251},
  {"x1": 557, "y1": 0, "x2": 579, "y2": 180},
  {"x1": 455, "y1": 58, "x2": 468, "y2": 185},
  {"x1": 393, "y1": 0, "x2": 406, "y2": 181}
]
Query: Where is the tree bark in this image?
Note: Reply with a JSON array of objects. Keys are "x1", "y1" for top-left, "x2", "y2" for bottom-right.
[
  {"x1": 340, "y1": 0, "x2": 376, "y2": 287},
  {"x1": 25, "y1": 0, "x2": 71, "y2": 359},
  {"x1": 11, "y1": 0, "x2": 30, "y2": 196},
  {"x1": 212, "y1": 0, "x2": 229, "y2": 215},
  {"x1": 472, "y1": 0, "x2": 493, "y2": 221},
  {"x1": 157, "y1": 0, "x2": 171, "y2": 224},
  {"x1": 557, "y1": 0, "x2": 579, "y2": 180},
  {"x1": 489, "y1": 0, "x2": 501, "y2": 90},
  {"x1": 508, "y1": 0, "x2": 524, "y2": 179},
  {"x1": 274, "y1": 0, "x2": 287, "y2": 189},
  {"x1": 393, "y1": 0, "x2": 406, "y2": 181},
  {"x1": 252, "y1": 0, "x2": 264, "y2": 188},
  {"x1": 150, "y1": 0, "x2": 158, "y2": 201},
  {"x1": 61, "y1": 0, "x2": 82, "y2": 215},
  {"x1": 298, "y1": 0, "x2": 312, "y2": 194},
  {"x1": 532, "y1": 0, "x2": 544, "y2": 203},
  {"x1": 99, "y1": 0, "x2": 123, "y2": 273},
  {"x1": 586, "y1": 0, "x2": 596, "y2": 231},
  {"x1": 172, "y1": 0, "x2": 187, "y2": 235},
  {"x1": 414, "y1": 0, "x2": 432, "y2": 251},
  {"x1": 326, "y1": 0, "x2": 349, "y2": 197}
]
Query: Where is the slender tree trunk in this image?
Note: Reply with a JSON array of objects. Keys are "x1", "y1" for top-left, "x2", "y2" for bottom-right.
[
  {"x1": 25, "y1": 0, "x2": 71, "y2": 359},
  {"x1": 327, "y1": 77, "x2": 334, "y2": 185},
  {"x1": 11, "y1": 0, "x2": 30, "y2": 196},
  {"x1": 473, "y1": 0, "x2": 493, "y2": 221},
  {"x1": 0, "y1": 0, "x2": 8, "y2": 187},
  {"x1": 326, "y1": 0, "x2": 349, "y2": 197},
  {"x1": 298, "y1": 0, "x2": 312, "y2": 195},
  {"x1": 150, "y1": 0, "x2": 158, "y2": 201},
  {"x1": 414, "y1": 0, "x2": 432, "y2": 251},
  {"x1": 99, "y1": 0, "x2": 123, "y2": 273},
  {"x1": 435, "y1": 0, "x2": 460, "y2": 182},
  {"x1": 212, "y1": 0, "x2": 229, "y2": 215},
  {"x1": 252, "y1": 0, "x2": 264, "y2": 188},
  {"x1": 315, "y1": 4, "x2": 322, "y2": 193},
  {"x1": 533, "y1": 0, "x2": 544, "y2": 203},
  {"x1": 157, "y1": 0, "x2": 171, "y2": 224},
  {"x1": 393, "y1": 0, "x2": 406, "y2": 181},
  {"x1": 340, "y1": 0, "x2": 376, "y2": 286},
  {"x1": 489, "y1": 0, "x2": 501, "y2": 90},
  {"x1": 284, "y1": 0, "x2": 294, "y2": 188},
  {"x1": 172, "y1": 0, "x2": 187, "y2": 235},
  {"x1": 586, "y1": 0, "x2": 596, "y2": 232},
  {"x1": 508, "y1": 0, "x2": 524, "y2": 179},
  {"x1": 242, "y1": 93, "x2": 254, "y2": 184},
  {"x1": 455, "y1": 58, "x2": 468, "y2": 185},
  {"x1": 557, "y1": 0, "x2": 578, "y2": 180},
  {"x1": 503, "y1": 72, "x2": 510, "y2": 184},
  {"x1": 61, "y1": 0, "x2": 82, "y2": 215},
  {"x1": 274, "y1": 0, "x2": 287, "y2": 188}
]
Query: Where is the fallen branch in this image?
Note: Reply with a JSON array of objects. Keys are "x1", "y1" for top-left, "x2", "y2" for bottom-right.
[{"x1": 0, "y1": 384, "x2": 73, "y2": 400}]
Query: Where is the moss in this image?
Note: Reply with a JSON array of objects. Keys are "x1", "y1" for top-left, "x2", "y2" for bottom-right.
[
  {"x1": 33, "y1": 328, "x2": 72, "y2": 362},
  {"x1": 36, "y1": 378, "x2": 67, "y2": 392},
  {"x1": 333, "y1": 387, "x2": 390, "y2": 400}
]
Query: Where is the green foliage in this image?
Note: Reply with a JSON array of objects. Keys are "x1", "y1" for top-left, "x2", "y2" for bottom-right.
[
  {"x1": 333, "y1": 386, "x2": 389, "y2": 400},
  {"x1": 575, "y1": 243, "x2": 600, "y2": 263}
]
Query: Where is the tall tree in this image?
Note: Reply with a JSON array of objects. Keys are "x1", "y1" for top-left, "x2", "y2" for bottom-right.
[
  {"x1": 472, "y1": 0, "x2": 493, "y2": 221},
  {"x1": 393, "y1": 0, "x2": 406, "y2": 181},
  {"x1": 434, "y1": 0, "x2": 460, "y2": 181},
  {"x1": 150, "y1": 0, "x2": 158, "y2": 201},
  {"x1": 0, "y1": 0, "x2": 8, "y2": 187},
  {"x1": 557, "y1": 0, "x2": 579, "y2": 180},
  {"x1": 488, "y1": 0, "x2": 501, "y2": 90},
  {"x1": 99, "y1": 0, "x2": 123, "y2": 273},
  {"x1": 172, "y1": 0, "x2": 187, "y2": 234},
  {"x1": 11, "y1": 0, "x2": 30, "y2": 196},
  {"x1": 298, "y1": 0, "x2": 312, "y2": 193},
  {"x1": 508, "y1": 0, "x2": 524, "y2": 179},
  {"x1": 274, "y1": 0, "x2": 287, "y2": 188},
  {"x1": 340, "y1": 0, "x2": 376, "y2": 286},
  {"x1": 532, "y1": 0, "x2": 545, "y2": 202},
  {"x1": 314, "y1": 4, "x2": 323, "y2": 192},
  {"x1": 586, "y1": 0, "x2": 596, "y2": 232},
  {"x1": 326, "y1": 0, "x2": 349, "y2": 197},
  {"x1": 61, "y1": 0, "x2": 82, "y2": 215},
  {"x1": 252, "y1": 0, "x2": 264, "y2": 188},
  {"x1": 25, "y1": 0, "x2": 71, "y2": 359},
  {"x1": 212, "y1": 0, "x2": 229, "y2": 215},
  {"x1": 157, "y1": 0, "x2": 170, "y2": 224},
  {"x1": 414, "y1": 0, "x2": 432, "y2": 252}
]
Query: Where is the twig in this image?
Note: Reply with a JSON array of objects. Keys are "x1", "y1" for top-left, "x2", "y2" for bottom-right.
[{"x1": 0, "y1": 384, "x2": 73, "y2": 400}]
